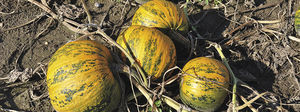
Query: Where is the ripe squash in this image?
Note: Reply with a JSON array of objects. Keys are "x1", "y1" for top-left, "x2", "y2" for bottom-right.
[
  {"x1": 179, "y1": 57, "x2": 230, "y2": 111},
  {"x1": 132, "y1": 0, "x2": 189, "y2": 33},
  {"x1": 47, "y1": 40, "x2": 121, "y2": 112},
  {"x1": 116, "y1": 25, "x2": 176, "y2": 80}
]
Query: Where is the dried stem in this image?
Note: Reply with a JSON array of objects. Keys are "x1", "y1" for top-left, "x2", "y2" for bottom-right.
[
  {"x1": 27, "y1": 0, "x2": 87, "y2": 34},
  {"x1": 80, "y1": 0, "x2": 92, "y2": 24},
  {"x1": 118, "y1": 64, "x2": 156, "y2": 111},
  {"x1": 227, "y1": 21, "x2": 253, "y2": 36},
  {"x1": 161, "y1": 95, "x2": 197, "y2": 112},
  {"x1": 240, "y1": 96, "x2": 258, "y2": 112},
  {"x1": 236, "y1": 92, "x2": 268, "y2": 110},
  {"x1": 288, "y1": 36, "x2": 300, "y2": 43},
  {"x1": 118, "y1": 64, "x2": 197, "y2": 112},
  {"x1": 2, "y1": 13, "x2": 46, "y2": 32}
]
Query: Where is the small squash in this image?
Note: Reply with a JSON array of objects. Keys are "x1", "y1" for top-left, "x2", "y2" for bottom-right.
[
  {"x1": 179, "y1": 57, "x2": 230, "y2": 111},
  {"x1": 132, "y1": 0, "x2": 189, "y2": 33},
  {"x1": 47, "y1": 40, "x2": 121, "y2": 112},
  {"x1": 116, "y1": 25, "x2": 176, "y2": 80}
]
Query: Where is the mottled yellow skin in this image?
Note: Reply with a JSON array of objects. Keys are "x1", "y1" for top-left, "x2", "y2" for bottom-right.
[
  {"x1": 180, "y1": 57, "x2": 230, "y2": 111},
  {"x1": 132, "y1": 0, "x2": 189, "y2": 33},
  {"x1": 47, "y1": 40, "x2": 121, "y2": 112},
  {"x1": 116, "y1": 25, "x2": 176, "y2": 80}
]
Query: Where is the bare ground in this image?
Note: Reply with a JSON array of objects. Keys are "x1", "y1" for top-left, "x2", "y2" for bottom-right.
[{"x1": 0, "y1": 0, "x2": 299, "y2": 112}]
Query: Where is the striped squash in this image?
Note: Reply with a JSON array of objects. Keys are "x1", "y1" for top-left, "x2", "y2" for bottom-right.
[
  {"x1": 132, "y1": 0, "x2": 189, "y2": 33},
  {"x1": 116, "y1": 25, "x2": 176, "y2": 80},
  {"x1": 295, "y1": 7, "x2": 300, "y2": 36},
  {"x1": 47, "y1": 40, "x2": 121, "y2": 112},
  {"x1": 179, "y1": 57, "x2": 230, "y2": 111}
]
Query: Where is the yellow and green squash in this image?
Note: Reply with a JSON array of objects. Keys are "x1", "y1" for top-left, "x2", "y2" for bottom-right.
[
  {"x1": 47, "y1": 40, "x2": 121, "y2": 112},
  {"x1": 179, "y1": 57, "x2": 230, "y2": 111},
  {"x1": 132, "y1": 0, "x2": 189, "y2": 33},
  {"x1": 116, "y1": 25, "x2": 176, "y2": 80}
]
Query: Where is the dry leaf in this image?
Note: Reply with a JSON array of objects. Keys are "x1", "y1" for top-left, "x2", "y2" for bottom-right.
[{"x1": 5, "y1": 68, "x2": 32, "y2": 83}]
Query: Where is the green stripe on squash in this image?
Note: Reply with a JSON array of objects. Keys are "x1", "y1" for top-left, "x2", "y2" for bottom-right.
[
  {"x1": 132, "y1": 0, "x2": 189, "y2": 33},
  {"x1": 179, "y1": 57, "x2": 230, "y2": 111},
  {"x1": 116, "y1": 25, "x2": 176, "y2": 80},
  {"x1": 47, "y1": 40, "x2": 121, "y2": 112}
]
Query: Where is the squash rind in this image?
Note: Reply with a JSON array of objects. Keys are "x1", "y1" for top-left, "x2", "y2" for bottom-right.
[
  {"x1": 179, "y1": 57, "x2": 230, "y2": 111},
  {"x1": 116, "y1": 25, "x2": 176, "y2": 80},
  {"x1": 132, "y1": 0, "x2": 189, "y2": 33},
  {"x1": 47, "y1": 40, "x2": 121, "y2": 112}
]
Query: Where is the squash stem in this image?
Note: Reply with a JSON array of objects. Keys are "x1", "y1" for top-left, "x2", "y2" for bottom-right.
[
  {"x1": 80, "y1": 0, "x2": 92, "y2": 24},
  {"x1": 118, "y1": 64, "x2": 158, "y2": 112},
  {"x1": 95, "y1": 30, "x2": 148, "y2": 87},
  {"x1": 118, "y1": 64, "x2": 196, "y2": 112},
  {"x1": 213, "y1": 44, "x2": 238, "y2": 112}
]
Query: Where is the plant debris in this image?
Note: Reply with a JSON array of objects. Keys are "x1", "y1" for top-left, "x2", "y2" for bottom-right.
[{"x1": 1, "y1": 68, "x2": 32, "y2": 83}]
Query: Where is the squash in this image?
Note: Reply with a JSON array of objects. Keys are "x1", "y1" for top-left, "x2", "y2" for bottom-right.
[
  {"x1": 47, "y1": 40, "x2": 121, "y2": 112},
  {"x1": 132, "y1": 0, "x2": 189, "y2": 33},
  {"x1": 116, "y1": 25, "x2": 176, "y2": 80},
  {"x1": 179, "y1": 57, "x2": 230, "y2": 111},
  {"x1": 295, "y1": 7, "x2": 300, "y2": 36}
]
